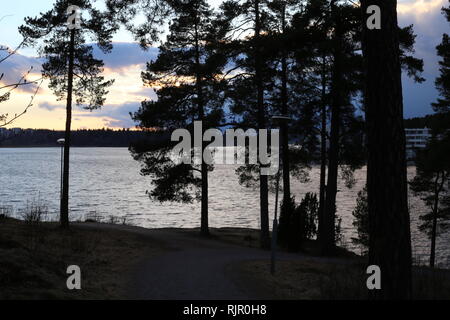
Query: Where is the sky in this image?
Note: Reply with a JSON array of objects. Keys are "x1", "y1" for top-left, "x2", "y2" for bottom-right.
[{"x1": 0, "y1": 0, "x2": 448, "y2": 130}]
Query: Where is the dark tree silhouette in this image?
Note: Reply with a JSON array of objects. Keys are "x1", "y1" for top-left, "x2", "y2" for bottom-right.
[
  {"x1": 106, "y1": 0, "x2": 170, "y2": 48},
  {"x1": 264, "y1": 0, "x2": 320, "y2": 250},
  {"x1": 221, "y1": 0, "x2": 275, "y2": 248},
  {"x1": 296, "y1": 0, "x2": 423, "y2": 256},
  {"x1": 20, "y1": 0, "x2": 116, "y2": 228},
  {"x1": 131, "y1": 0, "x2": 229, "y2": 235},
  {"x1": 351, "y1": 186, "x2": 369, "y2": 255},
  {"x1": 0, "y1": 128, "x2": 153, "y2": 147},
  {"x1": 410, "y1": 136, "x2": 450, "y2": 268},
  {"x1": 265, "y1": 0, "x2": 299, "y2": 249},
  {"x1": 404, "y1": 113, "x2": 450, "y2": 130},
  {"x1": 361, "y1": 0, "x2": 412, "y2": 299},
  {"x1": 408, "y1": 2, "x2": 450, "y2": 269},
  {"x1": 432, "y1": 4, "x2": 450, "y2": 116},
  {"x1": 253, "y1": 0, "x2": 270, "y2": 249},
  {"x1": 322, "y1": 0, "x2": 345, "y2": 255},
  {"x1": 289, "y1": 0, "x2": 366, "y2": 254}
]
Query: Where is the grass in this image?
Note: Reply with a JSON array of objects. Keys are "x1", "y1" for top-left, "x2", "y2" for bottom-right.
[
  {"x1": 216, "y1": 231, "x2": 450, "y2": 299},
  {"x1": 235, "y1": 259, "x2": 450, "y2": 299},
  {"x1": 0, "y1": 217, "x2": 165, "y2": 299},
  {"x1": 208, "y1": 227, "x2": 261, "y2": 248},
  {"x1": 2, "y1": 215, "x2": 449, "y2": 300}
]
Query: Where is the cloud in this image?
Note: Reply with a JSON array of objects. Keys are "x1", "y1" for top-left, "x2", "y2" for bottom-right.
[
  {"x1": 398, "y1": 0, "x2": 446, "y2": 16},
  {"x1": 132, "y1": 87, "x2": 158, "y2": 100},
  {"x1": 1, "y1": 42, "x2": 156, "y2": 92},
  {"x1": 0, "y1": 46, "x2": 42, "y2": 94},
  {"x1": 398, "y1": 0, "x2": 448, "y2": 117},
  {"x1": 94, "y1": 42, "x2": 158, "y2": 71},
  {"x1": 3, "y1": 5, "x2": 449, "y2": 126},
  {"x1": 5, "y1": 42, "x2": 156, "y2": 128},
  {"x1": 39, "y1": 102, "x2": 64, "y2": 111},
  {"x1": 73, "y1": 101, "x2": 141, "y2": 128}
]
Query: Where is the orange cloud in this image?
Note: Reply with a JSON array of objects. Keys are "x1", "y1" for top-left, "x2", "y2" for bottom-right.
[{"x1": 398, "y1": 0, "x2": 447, "y2": 16}]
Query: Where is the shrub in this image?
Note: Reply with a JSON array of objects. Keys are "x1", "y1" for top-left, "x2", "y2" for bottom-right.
[
  {"x1": 351, "y1": 187, "x2": 369, "y2": 255},
  {"x1": 19, "y1": 198, "x2": 48, "y2": 226},
  {"x1": 18, "y1": 197, "x2": 49, "y2": 251},
  {"x1": 279, "y1": 193, "x2": 319, "y2": 252},
  {"x1": 0, "y1": 206, "x2": 13, "y2": 221},
  {"x1": 298, "y1": 193, "x2": 319, "y2": 240},
  {"x1": 278, "y1": 196, "x2": 296, "y2": 248}
]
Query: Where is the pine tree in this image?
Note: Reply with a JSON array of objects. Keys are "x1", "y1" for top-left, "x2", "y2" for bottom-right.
[
  {"x1": 19, "y1": 0, "x2": 116, "y2": 228},
  {"x1": 221, "y1": 0, "x2": 275, "y2": 248},
  {"x1": 264, "y1": 0, "x2": 301, "y2": 249},
  {"x1": 432, "y1": 4, "x2": 450, "y2": 117},
  {"x1": 408, "y1": 2, "x2": 450, "y2": 269},
  {"x1": 410, "y1": 136, "x2": 450, "y2": 268},
  {"x1": 298, "y1": 192, "x2": 318, "y2": 240},
  {"x1": 290, "y1": 0, "x2": 366, "y2": 255},
  {"x1": 295, "y1": 0, "x2": 423, "y2": 256},
  {"x1": 131, "y1": 0, "x2": 229, "y2": 235},
  {"x1": 361, "y1": 0, "x2": 413, "y2": 299},
  {"x1": 106, "y1": 0, "x2": 170, "y2": 47}
]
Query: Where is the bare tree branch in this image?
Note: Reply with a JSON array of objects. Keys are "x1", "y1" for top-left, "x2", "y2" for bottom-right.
[{"x1": 0, "y1": 78, "x2": 43, "y2": 128}]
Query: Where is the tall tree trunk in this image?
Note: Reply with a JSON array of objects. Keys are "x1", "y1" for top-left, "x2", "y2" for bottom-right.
[
  {"x1": 361, "y1": 0, "x2": 412, "y2": 299},
  {"x1": 280, "y1": 4, "x2": 290, "y2": 210},
  {"x1": 430, "y1": 172, "x2": 445, "y2": 267},
  {"x1": 60, "y1": 28, "x2": 75, "y2": 229},
  {"x1": 430, "y1": 194, "x2": 438, "y2": 268},
  {"x1": 194, "y1": 20, "x2": 209, "y2": 236},
  {"x1": 255, "y1": 0, "x2": 270, "y2": 249},
  {"x1": 318, "y1": 55, "x2": 327, "y2": 243},
  {"x1": 322, "y1": 1, "x2": 342, "y2": 255},
  {"x1": 201, "y1": 161, "x2": 209, "y2": 236}
]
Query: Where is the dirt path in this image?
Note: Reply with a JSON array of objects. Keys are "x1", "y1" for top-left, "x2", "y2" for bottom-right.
[
  {"x1": 79, "y1": 223, "x2": 308, "y2": 299},
  {"x1": 128, "y1": 230, "x2": 289, "y2": 300}
]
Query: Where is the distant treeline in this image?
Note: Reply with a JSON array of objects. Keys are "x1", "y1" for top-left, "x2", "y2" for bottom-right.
[
  {"x1": 404, "y1": 113, "x2": 450, "y2": 130},
  {"x1": 0, "y1": 128, "x2": 162, "y2": 148},
  {"x1": 2, "y1": 115, "x2": 447, "y2": 148}
]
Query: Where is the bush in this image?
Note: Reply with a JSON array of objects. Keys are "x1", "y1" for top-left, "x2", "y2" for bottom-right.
[
  {"x1": 18, "y1": 197, "x2": 49, "y2": 251},
  {"x1": 351, "y1": 187, "x2": 369, "y2": 255},
  {"x1": 19, "y1": 198, "x2": 48, "y2": 226},
  {"x1": 289, "y1": 199, "x2": 304, "y2": 252},
  {"x1": 298, "y1": 193, "x2": 319, "y2": 240},
  {"x1": 279, "y1": 193, "x2": 319, "y2": 252},
  {"x1": 0, "y1": 206, "x2": 13, "y2": 221},
  {"x1": 278, "y1": 196, "x2": 296, "y2": 248}
]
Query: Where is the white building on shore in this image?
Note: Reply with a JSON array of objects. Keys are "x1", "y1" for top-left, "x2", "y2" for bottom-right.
[{"x1": 405, "y1": 128, "x2": 432, "y2": 160}]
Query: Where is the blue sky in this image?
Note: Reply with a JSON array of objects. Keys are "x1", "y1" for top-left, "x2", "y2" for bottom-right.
[{"x1": 0, "y1": 0, "x2": 449, "y2": 129}]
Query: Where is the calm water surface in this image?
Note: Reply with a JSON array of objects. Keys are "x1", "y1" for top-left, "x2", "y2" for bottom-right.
[{"x1": 0, "y1": 147, "x2": 448, "y2": 266}]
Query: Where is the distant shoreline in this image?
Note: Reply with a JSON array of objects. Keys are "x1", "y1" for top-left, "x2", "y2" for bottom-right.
[
  {"x1": 0, "y1": 147, "x2": 419, "y2": 166},
  {"x1": 0, "y1": 146, "x2": 131, "y2": 148},
  {"x1": 0, "y1": 128, "x2": 153, "y2": 149}
]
